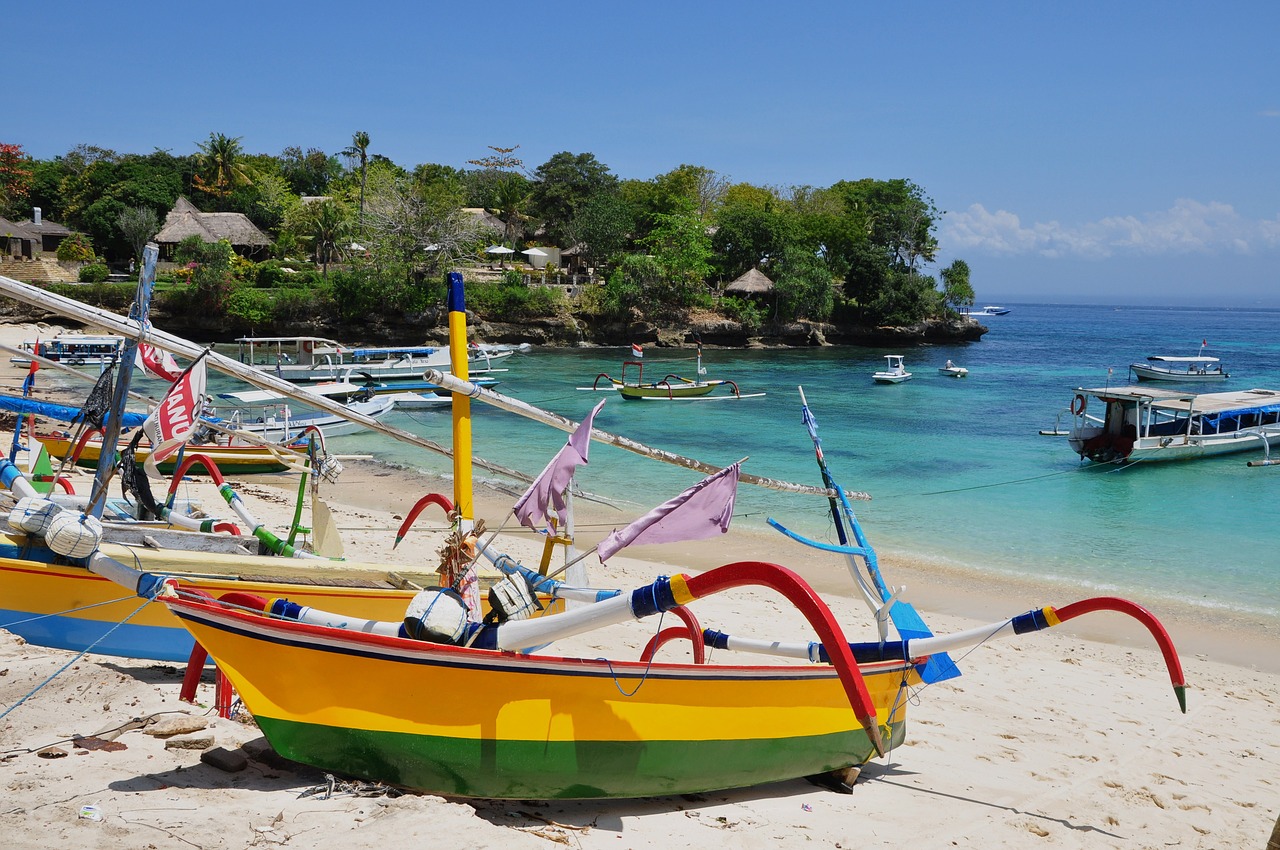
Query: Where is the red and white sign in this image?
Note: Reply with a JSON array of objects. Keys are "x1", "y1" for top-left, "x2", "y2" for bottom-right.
[
  {"x1": 141, "y1": 360, "x2": 207, "y2": 477},
  {"x1": 136, "y1": 342, "x2": 183, "y2": 382}
]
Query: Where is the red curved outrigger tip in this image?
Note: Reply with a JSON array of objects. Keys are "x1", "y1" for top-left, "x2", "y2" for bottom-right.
[
  {"x1": 1054, "y1": 596, "x2": 1188, "y2": 713},
  {"x1": 684, "y1": 561, "x2": 887, "y2": 757},
  {"x1": 394, "y1": 493, "x2": 455, "y2": 549}
]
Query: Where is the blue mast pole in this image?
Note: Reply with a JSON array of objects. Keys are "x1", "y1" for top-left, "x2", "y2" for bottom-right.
[{"x1": 87, "y1": 243, "x2": 158, "y2": 518}]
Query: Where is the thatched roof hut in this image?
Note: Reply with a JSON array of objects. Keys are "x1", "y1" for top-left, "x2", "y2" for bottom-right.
[
  {"x1": 723, "y1": 267, "x2": 775, "y2": 295},
  {"x1": 154, "y1": 197, "x2": 270, "y2": 257}
]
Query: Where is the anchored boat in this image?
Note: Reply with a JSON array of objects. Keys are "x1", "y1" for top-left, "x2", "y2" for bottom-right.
[{"x1": 1066, "y1": 386, "x2": 1280, "y2": 463}]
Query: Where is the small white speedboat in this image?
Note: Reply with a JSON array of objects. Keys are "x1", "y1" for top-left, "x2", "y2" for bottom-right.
[
  {"x1": 872, "y1": 355, "x2": 912, "y2": 384},
  {"x1": 939, "y1": 361, "x2": 968, "y2": 378}
]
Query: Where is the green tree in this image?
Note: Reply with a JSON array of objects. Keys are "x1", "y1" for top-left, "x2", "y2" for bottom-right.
[
  {"x1": 194, "y1": 132, "x2": 253, "y2": 203},
  {"x1": 528, "y1": 152, "x2": 618, "y2": 246},
  {"x1": 294, "y1": 199, "x2": 352, "y2": 277},
  {"x1": 772, "y1": 246, "x2": 835, "y2": 322},
  {"x1": 279, "y1": 146, "x2": 339, "y2": 197},
  {"x1": 570, "y1": 192, "x2": 635, "y2": 269},
  {"x1": 640, "y1": 203, "x2": 713, "y2": 311},
  {"x1": 342, "y1": 131, "x2": 372, "y2": 224},
  {"x1": 939, "y1": 259, "x2": 975, "y2": 314},
  {"x1": 116, "y1": 205, "x2": 160, "y2": 262}
]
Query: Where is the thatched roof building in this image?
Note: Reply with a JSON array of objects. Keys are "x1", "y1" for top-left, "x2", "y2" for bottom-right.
[
  {"x1": 154, "y1": 197, "x2": 270, "y2": 258},
  {"x1": 723, "y1": 267, "x2": 775, "y2": 295}
]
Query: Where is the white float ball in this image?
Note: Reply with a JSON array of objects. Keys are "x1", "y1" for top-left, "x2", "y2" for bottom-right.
[
  {"x1": 8, "y1": 497, "x2": 60, "y2": 536},
  {"x1": 45, "y1": 511, "x2": 103, "y2": 559}
]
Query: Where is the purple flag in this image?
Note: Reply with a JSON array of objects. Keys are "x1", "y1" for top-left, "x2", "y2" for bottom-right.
[
  {"x1": 597, "y1": 463, "x2": 740, "y2": 562},
  {"x1": 512, "y1": 399, "x2": 605, "y2": 530}
]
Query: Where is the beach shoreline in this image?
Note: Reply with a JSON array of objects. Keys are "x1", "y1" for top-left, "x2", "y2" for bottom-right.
[{"x1": 1, "y1": 318, "x2": 1278, "y2": 848}]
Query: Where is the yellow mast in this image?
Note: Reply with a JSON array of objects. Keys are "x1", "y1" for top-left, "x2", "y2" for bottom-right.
[{"x1": 446, "y1": 272, "x2": 473, "y2": 526}]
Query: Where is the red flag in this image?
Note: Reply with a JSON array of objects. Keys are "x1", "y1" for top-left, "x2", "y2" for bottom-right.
[
  {"x1": 141, "y1": 360, "x2": 207, "y2": 477},
  {"x1": 136, "y1": 341, "x2": 183, "y2": 382}
]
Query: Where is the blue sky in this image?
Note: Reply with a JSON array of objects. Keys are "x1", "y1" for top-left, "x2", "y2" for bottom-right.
[{"x1": 11, "y1": 1, "x2": 1279, "y2": 306}]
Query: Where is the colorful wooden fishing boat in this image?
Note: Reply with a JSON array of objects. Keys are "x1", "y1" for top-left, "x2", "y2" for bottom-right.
[
  {"x1": 36, "y1": 433, "x2": 305, "y2": 475},
  {"x1": 586, "y1": 346, "x2": 762, "y2": 401},
  {"x1": 162, "y1": 574, "x2": 917, "y2": 799}
]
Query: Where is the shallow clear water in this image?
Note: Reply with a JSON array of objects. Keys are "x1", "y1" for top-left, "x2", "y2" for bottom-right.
[{"x1": 208, "y1": 304, "x2": 1280, "y2": 621}]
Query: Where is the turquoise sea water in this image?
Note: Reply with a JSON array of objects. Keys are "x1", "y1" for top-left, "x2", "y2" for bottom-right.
[{"x1": 214, "y1": 304, "x2": 1279, "y2": 622}]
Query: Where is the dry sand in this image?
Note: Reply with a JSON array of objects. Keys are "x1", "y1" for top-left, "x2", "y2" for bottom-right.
[{"x1": 0, "y1": 321, "x2": 1277, "y2": 849}]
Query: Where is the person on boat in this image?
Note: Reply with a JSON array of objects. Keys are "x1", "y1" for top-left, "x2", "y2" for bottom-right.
[{"x1": 945, "y1": 359, "x2": 955, "y2": 369}]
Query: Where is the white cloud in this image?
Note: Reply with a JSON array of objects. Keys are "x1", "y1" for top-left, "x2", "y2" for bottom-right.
[{"x1": 941, "y1": 200, "x2": 1280, "y2": 259}]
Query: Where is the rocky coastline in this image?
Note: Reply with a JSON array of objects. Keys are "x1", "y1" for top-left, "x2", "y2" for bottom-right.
[{"x1": 0, "y1": 293, "x2": 987, "y2": 350}]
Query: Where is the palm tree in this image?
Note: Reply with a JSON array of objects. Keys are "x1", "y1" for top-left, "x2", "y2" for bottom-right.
[
  {"x1": 491, "y1": 175, "x2": 531, "y2": 250},
  {"x1": 194, "y1": 132, "x2": 252, "y2": 200},
  {"x1": 342, "y1": 131, "x2": 371, "y2": 224},
  {"x1": 303, "y1": 199, "x2": 351, "y2": 278}
]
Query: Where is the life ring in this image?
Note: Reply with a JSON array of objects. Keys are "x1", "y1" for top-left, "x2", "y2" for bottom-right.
[
  {"x1": 1071, "y1": 394, "x2": 1088, "y2": 416},
  {"x1": 301, "y1": 340, "x2": 314, "y2": 354}
]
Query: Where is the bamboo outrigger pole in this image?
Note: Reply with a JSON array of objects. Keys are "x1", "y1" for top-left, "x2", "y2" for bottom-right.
[
  {"x1": 0, "y1": 273, "x2": 851, "y2": 500},
  {"x1": 424, "y1": 369, "x2": 865, "y2": 500}
]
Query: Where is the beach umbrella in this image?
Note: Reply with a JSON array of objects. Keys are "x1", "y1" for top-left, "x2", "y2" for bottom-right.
[
  {"x1": 485, "y1": 245, "x2": 515, "y2": 267},
  {"x1": 520, "y1": 247, "x2": 548, "y2": 257}
]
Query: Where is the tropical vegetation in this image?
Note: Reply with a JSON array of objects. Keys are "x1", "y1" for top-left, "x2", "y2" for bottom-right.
[{"x1": 0, "y1": 135, "x2": 976, "y2": 333}]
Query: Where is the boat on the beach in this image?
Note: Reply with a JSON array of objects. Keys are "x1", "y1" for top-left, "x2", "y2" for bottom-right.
[
  {"x1": 208, "y1": 395, "x2": 396, "y2": 440},
  {"x1": 938, "y1": 359, "x2": 968, "y2": 378},
  {"x1": 1066, "y1": 385, "x2": 1280, "y2": 464},
  {"x1": 1129, "y1": 355, "x2": 1228, "y2": 383},
  {"x1": 872, "y1": 355, "x2": 912, "y2": 383},
  {"x1": 219, "y1": 372, "x2": 501, "y2": 407},
  {"x1": 35, "y1": 432, "x2": 307, "y2": 475},
  {"x1": 0, "y1": 269, "x2": 1189, "y2": 802},
  {"x1": 9, "y1": 333, "x2": 126, "y2": 367},
  {"x1": 235, "y1": 335, "x2": 513, "y2": 383}
]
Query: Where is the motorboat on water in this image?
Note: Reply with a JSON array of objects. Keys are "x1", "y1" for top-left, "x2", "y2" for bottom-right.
[
  {"x1": 961, "y1": 306, "x2": 1010, "y2": 317},
  {"x1": 1066, "y1": 386, "x2": 1280, "y2": 464},
  {"x1": 9, "y1": 333, "x2": 126, "y2": 367},
  {"x1": 1129, "y1": 355, "x2": 1228, "y2": 383},
  {"x1": 873, "y1": 355, "x2": 912, "y2": 384},
  {"x1": 938, "y1": 359, "x2": 968, "y2": 378},
  {"x1": 234, "y1": 336, "x2": 513, "y2": 383}
]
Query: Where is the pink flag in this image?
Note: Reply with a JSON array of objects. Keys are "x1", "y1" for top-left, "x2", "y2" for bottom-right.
[
  {"x1": 597, "y1": 462, "x2": 740, "y2": 562},
  {"x1": 512, "y1": 399, "x2": 606, "y2": 530},
  {"x1": 631, "y1": 343, "x2": 643, "y2": 359},
  {"x1": 136, "y1": 341, "x2": 183, "y2": 382},
  {"x1": 141, "y1": 360, "x2": 207, "y2": 478}
]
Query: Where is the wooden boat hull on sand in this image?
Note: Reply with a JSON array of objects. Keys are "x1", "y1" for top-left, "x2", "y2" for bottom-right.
[
  {"x1": 0, "y1": 538, "x2": 464, "y2": 662},
  {"x1": 37, "y1": 435, "x2": 302, "y2": 475},
  {"x1": 165, "y1": 596, "x2": 916, "y2": 799}
]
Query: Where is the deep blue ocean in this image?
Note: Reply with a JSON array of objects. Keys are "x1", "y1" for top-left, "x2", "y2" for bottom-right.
[{"x1": 213, "y1": 304, "x2": 1280, "y2": 623}]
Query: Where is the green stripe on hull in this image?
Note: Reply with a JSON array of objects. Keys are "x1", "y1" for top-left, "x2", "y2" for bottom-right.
[{"x1": 257, "y1": 716, "x2": 907, "y2": 799}]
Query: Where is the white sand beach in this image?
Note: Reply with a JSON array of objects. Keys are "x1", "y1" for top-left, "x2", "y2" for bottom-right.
[{"x1": 0, "y1": 321, "x2": 1277, "y2": 849}]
